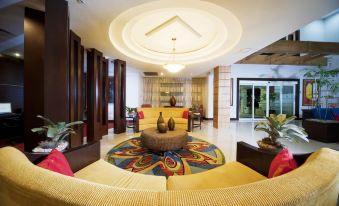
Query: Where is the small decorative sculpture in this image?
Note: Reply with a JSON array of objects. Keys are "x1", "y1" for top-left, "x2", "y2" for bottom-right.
[
  {"x1": 168, "y1": 117, "x2": 175, "y2": 131},
  {"x1": 169, "y1": 96, "x2": 176, "y2": 107}
]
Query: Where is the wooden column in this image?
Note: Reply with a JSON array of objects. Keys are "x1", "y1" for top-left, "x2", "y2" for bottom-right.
[
  {"x1": 101, "y1": 58, "x2": 109, "y2": 136},
  {"x1": 213, "y1": 66, "x2": 231, "y2": 128},
  {"x1": 86, "y1": 49, "x2": 106, "y2": 141},
  {"x1": 24, "y1": 8, "x2": 45, "y2": 151},
  {"x1": 44, "y1": 0, "x2": 69, "y2": 122},
  {"x1": 69, "y1": 30, "x2": 84, "y2": 147},
  {"x1": 24, "y1": 0, "x2": 71, "y2": 152},
  {"x1": 114, "y1": 59, "x2": 126, "y2": 134}
]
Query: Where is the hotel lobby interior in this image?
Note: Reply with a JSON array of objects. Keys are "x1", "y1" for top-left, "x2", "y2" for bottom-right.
[{"x1": 0, "y1": 0, "x2": 339, "y2": 205}]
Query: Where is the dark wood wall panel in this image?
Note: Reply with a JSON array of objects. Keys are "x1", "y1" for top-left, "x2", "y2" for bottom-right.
[
  {"x1": 44, "y1": 0, "x2": 69, "y2": 122},
  {"x1": 69, "y1": 30, "x2": 83, "y2": 148},
  {"x1": 114, "y1": 59, "x2": 126, "y2": 134},
  {"x1": 87, "y1": 49, "x2": 104, "y2": 141},
  {"x1": 24, "y1": 8, "x2": 45, "y2": 151}
]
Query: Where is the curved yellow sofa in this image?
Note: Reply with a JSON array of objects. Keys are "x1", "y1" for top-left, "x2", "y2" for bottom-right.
[{"x1": 1, "y1": 146, "x2": 339, "y2": 206}]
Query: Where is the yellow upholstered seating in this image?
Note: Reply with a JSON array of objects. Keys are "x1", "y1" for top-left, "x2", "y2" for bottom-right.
[
  {"x1": 137, "y1": 107, "x2": 189, "y2": 131},
  {"x1": 75, "y1": 159, "x2": 166, "y2": 191},
  {"x1": 1, "y1": 146, "x2": 339, "y2": 205},
  {"x1": 167, "y1": 161, "x2": 267, "y2": 190}
]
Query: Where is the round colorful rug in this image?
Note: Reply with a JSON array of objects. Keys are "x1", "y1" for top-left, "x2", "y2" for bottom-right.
[{"x1": 105, "y1": 136, "x2": 225, "y2": 177}]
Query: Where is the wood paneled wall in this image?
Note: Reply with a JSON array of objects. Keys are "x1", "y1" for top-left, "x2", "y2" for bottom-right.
[
  {"x1": 114, "y1": 59, "x2": 126, "y2": 134},
  {"x1": 69, "y1": 31, "x2": 84, "y2": 147}
]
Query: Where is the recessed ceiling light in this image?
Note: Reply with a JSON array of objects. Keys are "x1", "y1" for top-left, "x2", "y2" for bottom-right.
[
  {"x1": 239, "y1": 48, "x2": 252, "y2": 53},
  {"x1": 160, "y1": 72, "x2": 164, "y2": 76},
  {"x1": 14, "y1": 53, "x2": 20, "y2": 57}
]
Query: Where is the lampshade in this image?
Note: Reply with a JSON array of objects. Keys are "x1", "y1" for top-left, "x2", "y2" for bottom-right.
[{"x1": 163, "y1": 63, "x2": 185, "y2": 73}]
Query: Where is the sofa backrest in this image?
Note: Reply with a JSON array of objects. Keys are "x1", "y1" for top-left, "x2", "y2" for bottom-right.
[
  {"x1": 1, "y1": 146, "x2": 339, "y2": 205},
  {"x1": 137, "y1": 108, "x2": 189, "y2": 118}
]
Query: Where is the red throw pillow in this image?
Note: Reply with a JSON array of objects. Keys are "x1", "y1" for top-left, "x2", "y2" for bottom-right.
[
  {"x1": 268, "y1": 148, "x2": 297, "y2": 178},
  {"x1": 183, "y1": 111, "x2": 189, "y2": 119},
  {"x1": 138, "y1": 111, "x2": 144, "y2": 119},
  {"x1": 37, "y1": 149, "x2": 74, "y2": 177},
  {"x1": 335, "y1": 115, "x2": 339, "y2": 121}
]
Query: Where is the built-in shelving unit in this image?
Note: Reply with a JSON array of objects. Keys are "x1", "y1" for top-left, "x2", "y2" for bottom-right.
[{"x1": 159, "y1": 82, "x2": 184, "y2": 106}]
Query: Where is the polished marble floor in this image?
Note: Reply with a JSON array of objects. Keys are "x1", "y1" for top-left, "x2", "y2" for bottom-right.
[{"x1": 101, "y1": 120, "x2": 339, "y2": 162}]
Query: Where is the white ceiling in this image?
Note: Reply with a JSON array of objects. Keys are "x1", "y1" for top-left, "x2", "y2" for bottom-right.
[{"x1": 67, "y1": 0, "x2": 339, "y2": 77}]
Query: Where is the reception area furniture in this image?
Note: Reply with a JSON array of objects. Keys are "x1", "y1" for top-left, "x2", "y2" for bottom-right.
[
  {"x1": 135, "y1": 107, "x2": 190, "y2": 132},
  {"x1": 1, "y1": 142, "x2": 339, "y2": 205},
  {"x1": 141, "y1": 127, "x2": 188, "y2": 151}
]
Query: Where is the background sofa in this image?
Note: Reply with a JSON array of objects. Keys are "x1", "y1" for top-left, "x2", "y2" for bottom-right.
[
  {"x1": 135, "y1": 107, "x2": 190, "y2": 132},
  {"x1": 1, "y1": 142, "x2": 339, "y2": 205}
]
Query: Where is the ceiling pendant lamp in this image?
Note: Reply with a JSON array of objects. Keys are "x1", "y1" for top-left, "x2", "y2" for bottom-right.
[{"x1": 163, "y1": 37, "x2": 185, "y2": 73}]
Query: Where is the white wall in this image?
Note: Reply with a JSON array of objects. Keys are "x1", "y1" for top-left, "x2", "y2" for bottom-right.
[
  {"x1": 230, "y1": 64, "x2": 318, "y2": 119},
  {"x1": 108, "y1": 62, "x2": 143, "y2": 120},
  {"x1": 205, "y1": 72, "x2": 214, "y2": 119},
  {"x1": 300, "y1": 10, "x2": 339, "y2": 42},
  {"x1": 126, "y1": 66, "x2": 143, "y2": 108}
]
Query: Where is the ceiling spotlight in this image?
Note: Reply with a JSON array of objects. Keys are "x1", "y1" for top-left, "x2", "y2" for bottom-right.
[
  {"x1": 14, "y1": 53, "x2": 20, "y2": 57},
  {"x1": 239, "y1": 48, "x2": 252, "y2": 53},
  {"x1": 162, "y1": 37, "x2": 185, "y2": 73},
  {"x1": 160, "y1": 72, "x2": 164, "y2": 76}
]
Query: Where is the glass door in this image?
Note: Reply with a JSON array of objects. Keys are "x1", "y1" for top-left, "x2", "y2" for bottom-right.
[
  {"x1": 239, "y1": 80, "x2": 297, "y2": 120},
  {"x1": 268, "y1": 86, "x2": 281, "y2": 116},
  {"x1": 239, "y1": 85, "x2": 253, "y2": 118},
  {"x1": 282, "y1": 86, "x2": 295, "y2": 117},
  {"x1": 253, "y1": 86, "x2": 267, "y2": 119}
]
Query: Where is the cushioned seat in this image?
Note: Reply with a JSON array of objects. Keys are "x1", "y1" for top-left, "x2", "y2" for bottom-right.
[
  {"x1": 1, "y1": 146, "x2": 339, "y2": 205},
  {"x1": 139, "y1": 118, "x2": 158, "y2": 125},
  {"x1": 137, "y1": 108, "x2": 189, "y2": 131},
  {"x1": 75, "y1": 159, "x2": 166, "y2": 191},
  {"x1": 167, "y1": 161, "x2": 267, "y2": 190}
]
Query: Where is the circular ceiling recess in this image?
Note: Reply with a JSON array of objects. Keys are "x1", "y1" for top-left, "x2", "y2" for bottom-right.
[{"x1": 109, "y1": 0, "x2": 242, "y2": 66}]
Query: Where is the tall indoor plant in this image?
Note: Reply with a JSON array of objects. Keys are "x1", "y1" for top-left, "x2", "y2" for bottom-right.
[
  {"x1": 303, "y1": 66, "x2": 339, "y2": 119},
  {"x1": 255, "y1": 114, "x2": 308, "y2": 151}
]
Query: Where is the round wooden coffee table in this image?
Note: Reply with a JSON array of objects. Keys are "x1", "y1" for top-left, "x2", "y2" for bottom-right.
[{"x1": 141, "y1": 127, "x2": 188, "y2": 152}]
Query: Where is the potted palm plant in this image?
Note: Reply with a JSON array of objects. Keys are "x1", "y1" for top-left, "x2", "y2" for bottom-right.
[
  {"x1": 255, "y1": 114, "x2": 308, "y2": 151},
  {"x1": 31, "y1": 115, "x2": 83, "y2": 152}
]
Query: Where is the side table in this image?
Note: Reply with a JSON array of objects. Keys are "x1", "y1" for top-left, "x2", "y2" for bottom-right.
[{"x1": 192, "y1": 113, "x2": 202, "y2": 131}]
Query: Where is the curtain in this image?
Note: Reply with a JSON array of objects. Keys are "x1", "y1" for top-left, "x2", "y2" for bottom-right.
[{"x1": 143, "y1": 78, "x2": 160, "y2": 107}]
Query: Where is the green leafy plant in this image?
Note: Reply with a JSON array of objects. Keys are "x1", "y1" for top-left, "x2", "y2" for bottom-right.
[
  {"x1": 31, "y1": 115, "x2": 83, "y2": 149},
  {"x1": 255, "y1": 114, "x2": 308, "y2": 150},
  {"x1": 303, "y1": 66, "x2": 339, "y2": 119},
  {"x1": 126, "y1": 107, "x2": 136, "y2": 115}
]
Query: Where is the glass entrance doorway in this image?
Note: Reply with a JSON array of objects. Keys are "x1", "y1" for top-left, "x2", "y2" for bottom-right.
[{"x1": 239, "y1": 80, "x2": 297, "y2": 120}]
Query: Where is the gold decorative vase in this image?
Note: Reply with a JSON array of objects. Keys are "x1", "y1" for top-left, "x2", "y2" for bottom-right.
[
  {"x1": 168, "y1": 117, "x2": 175, "y2": 131},
  {"x1": 169, "y1": 96, "x2": 176, "y2": 107}
]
